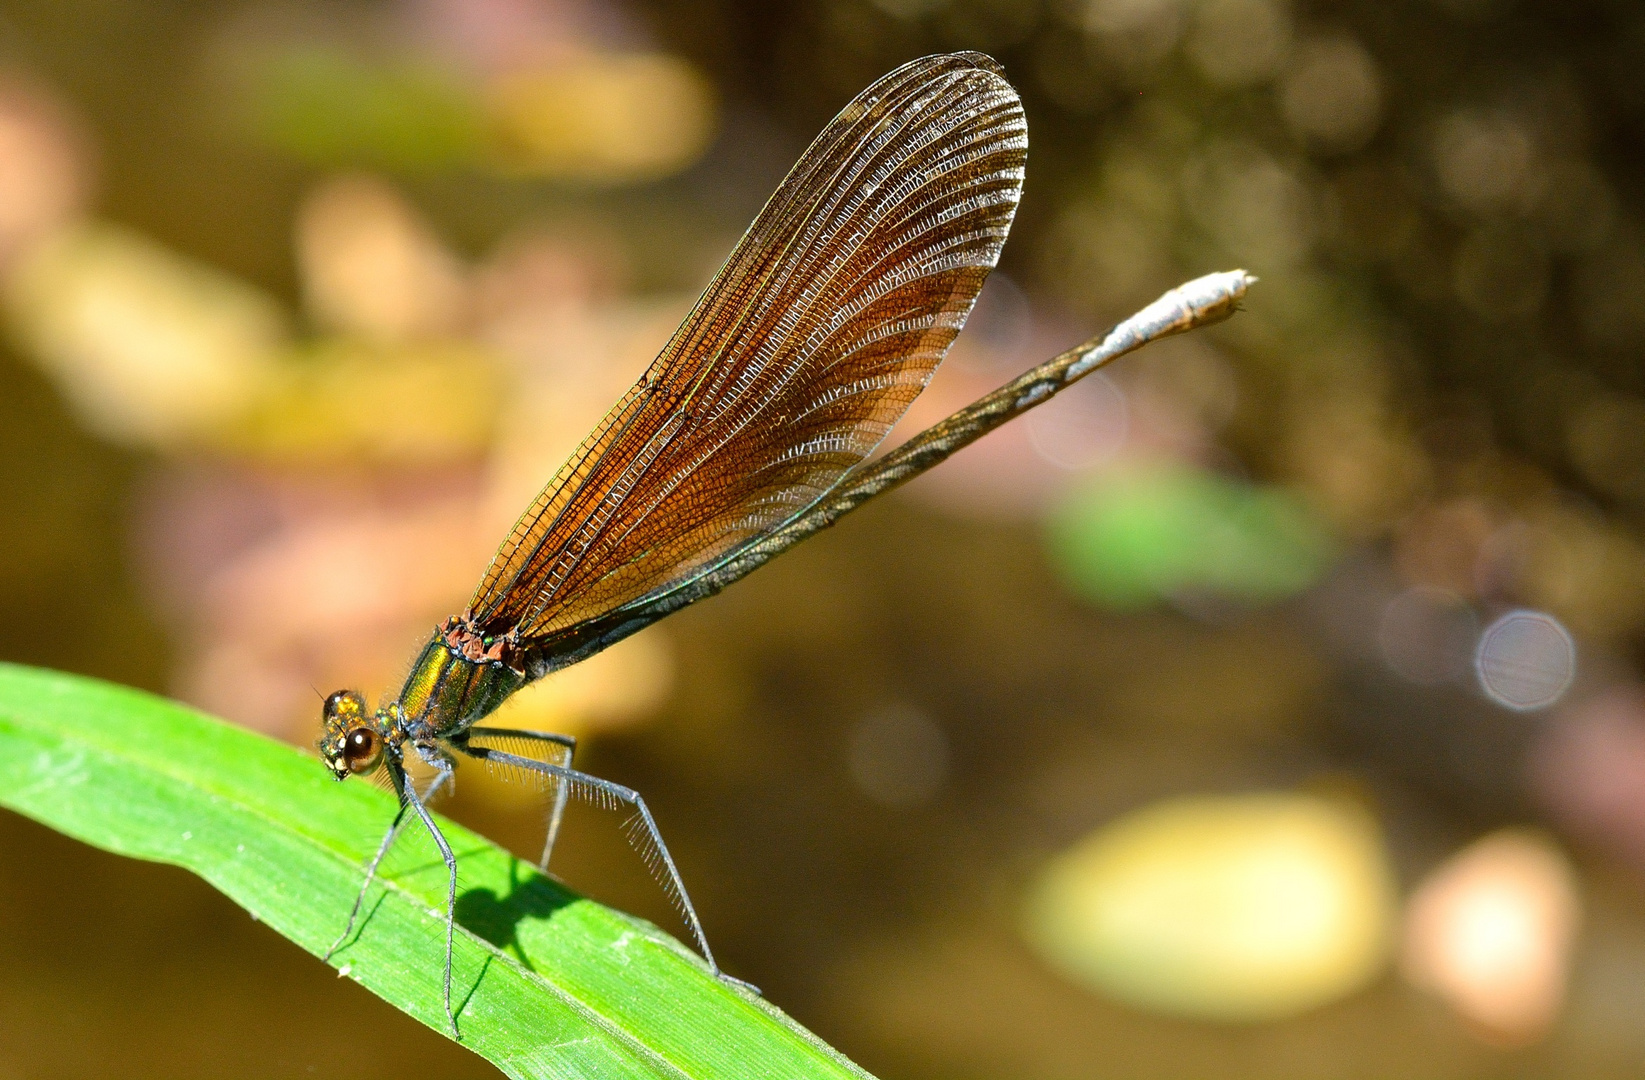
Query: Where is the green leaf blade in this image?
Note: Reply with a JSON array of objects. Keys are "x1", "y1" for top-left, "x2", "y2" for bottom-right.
[{"x1": 0, "y1": 663, "x2": 874, "y2": 1080}]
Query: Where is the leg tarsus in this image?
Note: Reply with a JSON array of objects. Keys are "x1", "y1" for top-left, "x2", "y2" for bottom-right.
[
  {"x1": 720, "y1": 972, "x2": 761, "y2": 995},
  {"x1": 324, "y1": 768, "x2": 452, "y2": 962},
  {"x1": 325, "y1": 802, "x2": 406, "y2": 962}
]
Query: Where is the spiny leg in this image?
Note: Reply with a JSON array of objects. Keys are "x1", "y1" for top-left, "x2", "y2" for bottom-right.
[
  {"x1": 466, "y1": 727, "x2": 575, "y2": 873},
  {"x1": 397, "y1": 750, "x2": 462, "y2": 1033},
  {"x1": 325, "y1": 768, "x2": 453, "y2": 962},
  {"x1": 454, "y1": 741, "x2": 756, "y2": 994}
]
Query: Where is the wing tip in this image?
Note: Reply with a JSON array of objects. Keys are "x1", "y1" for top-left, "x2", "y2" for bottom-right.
[
  {"x1": 944, "y1": 51, "x2": 1007, "y2": 77},
  {"x1": 878, "y1": 51, "x2": 1014, "y2": 96}
]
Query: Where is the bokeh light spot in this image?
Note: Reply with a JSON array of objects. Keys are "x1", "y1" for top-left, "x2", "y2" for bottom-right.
[
  {"x1": 1072, "y1": 0, "x2": 1186, "y2": 80},
  {"x1": 1185, "y1": 0, "x2": 1292, "y2": 88},
  {"x1": 1279, "y1": 36, "x2": 1383, "y2": 152},
  {"x1": 1475, "y1": 609, "x2": 1576, "y2": 711},
  {"x1": 1377, "y1": 586, "x2": 1479, "y2": 685},
  {"x1": 848, "y1": 704, "x2": 949, "y2": 808},
  {"x1": 1400, "y1": 829, "x2": 1580, "y2": 1044},
  {"x1": 1181, "y1": 140, "x2": 1316, "y2": 267},
  {"x1": 1025, "y1": 371, "x2": 1128, "y2": 470},
  {"x1": 1431, "y1": 108, "x2": 1535, "y2": 213}
]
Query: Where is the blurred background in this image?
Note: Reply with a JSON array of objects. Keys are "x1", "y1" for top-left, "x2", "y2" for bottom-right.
[{"x1": 1, "y1": 0, "x2": 1643, "y2": 1076}]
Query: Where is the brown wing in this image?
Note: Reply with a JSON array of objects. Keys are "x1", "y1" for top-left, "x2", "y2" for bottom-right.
[{"x1": 467, "y1": 52, "x2": 1026, "y2": 640}]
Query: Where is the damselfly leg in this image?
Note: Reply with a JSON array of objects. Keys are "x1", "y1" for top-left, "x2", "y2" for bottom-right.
[
  {"x1": 324, "y1": 767, "x2": 453, "y2": 964},
  {"x1": 455, "y1": 731, "x2": 758, "y2": 994},
  {"x1": 394, "y1": 747, "x2": 461, "y2": 1032},
  {"x1": 460, "y1": 728, "x2": 579, "y2": 872}
]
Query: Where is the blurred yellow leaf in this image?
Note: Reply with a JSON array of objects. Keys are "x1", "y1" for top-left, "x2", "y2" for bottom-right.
[
  {"x1": 5, "y1": 222, "x2": 287, "y2": 447},
  {"x1": 486, "y1": 54, "x2": 716, "y2": 183},
  {"x1": 296, "y1": 174, "x2": 469, "y2": 344},
  {"x1": 1024, "y1": 791, "x2": 1396, "y2": 1021},
  {"x1": 225, "y1": 338, "x2": 504, "y2": 465}
]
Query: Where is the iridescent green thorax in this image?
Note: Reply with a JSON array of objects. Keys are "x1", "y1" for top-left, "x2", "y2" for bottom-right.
[{"x1": 390, "y1": 631, "x2": 527, "y2": 737}]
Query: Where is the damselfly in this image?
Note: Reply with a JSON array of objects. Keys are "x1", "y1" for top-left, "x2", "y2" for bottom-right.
[{"x1": 316, "y1": 50, "x2": 1252, "y2": 1032}]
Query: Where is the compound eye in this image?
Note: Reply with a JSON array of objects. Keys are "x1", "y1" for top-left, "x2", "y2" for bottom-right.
[
  {"x1": 324, "y1": 690, "x2": 365, "y2": 724},
  {"x1": 342, "y1": 727, "x2": 382, "y2": 773}
]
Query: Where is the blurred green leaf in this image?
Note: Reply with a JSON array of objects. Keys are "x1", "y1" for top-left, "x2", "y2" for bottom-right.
[
  {"x1": 1045, "y1": 464, "x2": 1334, "y2": 610},
  {"x1": 244, "y1": 47, "x2": 484, "y2": 170},
  {"x1": 0, "y1": 663, "x2": 874, "y2": 1080}
]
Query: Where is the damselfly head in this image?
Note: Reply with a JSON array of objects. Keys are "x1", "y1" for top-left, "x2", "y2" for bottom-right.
[{"x1": 318, "y1": 689, "x2": 384, "y2": 780}]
